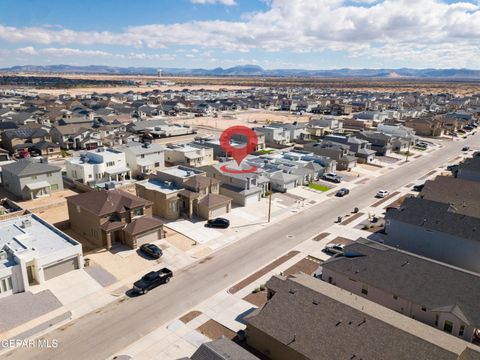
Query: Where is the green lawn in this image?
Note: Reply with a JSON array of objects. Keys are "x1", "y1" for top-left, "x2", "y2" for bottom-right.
[
  {"x1": 256, "y1": 149, "x2": 274, "y2": 154},
  {"x1": 308, "y1": 183, "x2": 330, "y2": 192}
]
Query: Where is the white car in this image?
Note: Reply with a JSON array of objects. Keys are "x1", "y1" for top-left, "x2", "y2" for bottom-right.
[
  {"x1": 376, "y1": 190, "x2": 389, "y2": 198},
  {"x1": 324, "y1": 243, "x2": 345, "y2": 255}
]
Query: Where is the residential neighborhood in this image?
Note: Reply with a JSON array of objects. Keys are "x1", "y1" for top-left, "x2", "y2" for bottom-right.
[{"x1": 0, "y1": 80, "x2": 479, "y2": 360}]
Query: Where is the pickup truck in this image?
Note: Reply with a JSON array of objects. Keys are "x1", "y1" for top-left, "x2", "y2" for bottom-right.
[{"x1": 133, "y1": 268, "x2": 173, "y2": 294}]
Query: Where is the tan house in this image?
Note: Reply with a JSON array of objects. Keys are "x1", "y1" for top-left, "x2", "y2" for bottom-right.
[
  {"x1": 67, "y1": 189, "x2": 164, "y2": 250},
  {"x1": 404, "y1": 117, "x2": 444, "y2": 137},
  {"x1": 244, "y1": 273, "x2": 480, "y2": 360},
  {"x1": 136, "y1": 165, "x2": 231, "y2": 220},
  {"x1": 320, "y1": 238, "x2": 480, "y2": 344}
]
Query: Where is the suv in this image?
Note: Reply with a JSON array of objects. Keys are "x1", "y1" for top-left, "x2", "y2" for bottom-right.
[
  {"x1": 336, "y1": 188, "x2": 350, "y2": 197},
  {"x1": 133, "y1": 268, "x2": 173, "y2": 294},
  {"x1": 323, "y1": 173, "x2": 343, "y2": 183},
  {"x1": 412, "y1": 184, "x2": 424, "y2": 192},
  {"x1": 205, "y1": 217, "x2": 230, "y2": 228}
]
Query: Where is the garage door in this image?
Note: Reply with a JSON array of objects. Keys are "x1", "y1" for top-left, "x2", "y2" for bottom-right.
[
  {"x1": 136, "y1": 230, "x2": 160, "y2": 247},
  {"x1": 44, "y1": 257, "x2": 79, "y2": 280},
  {"x1": 210, "y1": 206, "x2": 227, "y2": 218},
  {"x1": 244, "y1": 193, "x2": 260, "y2": 205}
]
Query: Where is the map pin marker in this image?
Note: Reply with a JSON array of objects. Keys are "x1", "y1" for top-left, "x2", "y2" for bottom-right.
[{"x1": 219, "y1": 125, "x2": 258, "y2": 173}]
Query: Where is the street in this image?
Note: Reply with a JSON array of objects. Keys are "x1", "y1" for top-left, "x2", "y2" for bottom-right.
[{"x1": 2, "y1": 134, "x2": 478, "y2": 360}]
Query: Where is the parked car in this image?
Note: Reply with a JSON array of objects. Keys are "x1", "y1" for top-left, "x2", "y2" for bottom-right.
[
  {"x1": 412, "y1": 184, "x2": 424, "y2": 192},
  {"x1": 376, "y1": 190, "x2": 389, "y2": 198},
  {"x1": 205, "y1": 217, "x2": 230, "y2": 228},
  {"x1": 336, "y1": 188, "x2": 350, "y2": 197},
  {"x1": 323, "y1": 172, "x2": 343, "y2": 183},
  {"x1": 447, "y1": 164, "x2": 459, "y2": 171},
  {"x1": 324, "y1": 243, "x2": 345, "y2": 255},
  {"x1": 133, "y1": 268, "x2": 173, "y2": 294},
  {"x1": 140, "y1": 243, "x2": 163, "y2": 259},
  {"x1": 462, "y1": 146, "x2": 470, "y2": 151}
]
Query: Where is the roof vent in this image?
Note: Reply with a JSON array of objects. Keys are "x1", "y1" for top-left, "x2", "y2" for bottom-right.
[
  {"x1": 21, "y1": 219, "x2": 32, "y2": 228},
  {"x1": 289, "y1": 289, "x2": 296, "y2": 295}
]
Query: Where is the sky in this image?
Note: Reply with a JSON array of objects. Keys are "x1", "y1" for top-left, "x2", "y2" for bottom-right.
[{"x1": 1, "y1": 0, "x2": 480, "y2": 69}]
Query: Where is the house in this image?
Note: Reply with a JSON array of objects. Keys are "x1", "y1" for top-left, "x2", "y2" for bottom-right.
[
  {"x1": 0, "y1": 127, "x2": 53, "y2": 155},
  {"x1": 404, "y1": 117, "x2": 445, "y2": 137},
  {"x1": 67, "y1": 189, "x2": 163, "y2": 250},
  {"x1": 1, "y1": 159, "x2": 63, "y2": 200},
  {"x1": 126, "y1": 119, "x2": 195, "y2": 139},
  {"x1": 324, "y1": 134, "x2": 376, "y2": 163},
  {"x1": 353, "y1": 131, "x2": 393, "y2": 156},
  {"x1": 200, "y1": 162, "x2": 268, "y2": 206},
  {"x1": 419, "y1": 176, "x2": 480, "y2": 218},
  {"x1": 193, "y1": 134, "x2": 266, "y2": 159},
  {"x1": 65, "y1": 148, "x2": 131, "y2": 185},
  {"x1": 179, "y1": 338, "x2": 259, "y2": 360},
  {"x1": 0, "y1": 213, "x2": 83, "y2": 298},
  {"x1": 136, "y1": 166, "x2": 232, "y2": 220},
  {"x1": 320, "y1": 238, "x2": 480, "y2": 343},
  {"x1": 164, "y1": 144, "x2": 214, "y2": 167},
  {"x1": 117, "y1": 142, "x2": 165, "y2": 177},
  {"x1": 384, "y1": 197, "x2": 480, "y2": 273},
  {"x1": 254, "y1": 123, "x2": 309, "y2": 146},
  {"x1": 377, "y1": 123, "x2": 416, "y2": 142},
  {"x1": 456, "y1": 156, "x2": 480, "y2": 182},
  {"x1": 51, "y1": 125, "x2": 102, "y2": 150},
  {"x1": 304, "y1": 141, "x2": 357, "y2": 170},
  {"x1": 307, "y1": 116, "x2": 343, "y2": 137},
  {"x1": 244, "y1": 273, "x2": 479, "y2": 360}
]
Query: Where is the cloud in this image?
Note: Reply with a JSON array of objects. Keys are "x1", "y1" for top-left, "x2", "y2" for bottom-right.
[
  {"x1": 16, "y1": 46, "x2": 37, "y2": 55},
  {"x1": 1, "y1": 1, "x2": 480, "y2": 66},
  {"x1": 191, "y1": 0, "x2": 236, "y2": 5}
]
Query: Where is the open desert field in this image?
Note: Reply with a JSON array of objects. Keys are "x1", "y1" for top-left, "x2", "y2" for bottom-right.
[{"x1": 2, "y1": 72, "x2": 480, "y2": 95}]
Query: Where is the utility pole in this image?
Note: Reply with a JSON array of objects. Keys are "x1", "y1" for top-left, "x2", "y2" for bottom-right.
[
  {"x1": 405, "y1": 140, "x2": 411, "y2": 162},
  {"x1": 267, "y1": 188, "x2": 272, "y2": 223}
]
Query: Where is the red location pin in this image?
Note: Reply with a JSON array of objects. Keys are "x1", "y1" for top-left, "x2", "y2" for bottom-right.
[{"x1": 219, "y1": 126, "x2": 258, "y2": 165}]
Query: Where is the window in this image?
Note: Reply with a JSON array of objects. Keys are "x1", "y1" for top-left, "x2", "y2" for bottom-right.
[
  {"x1": 46, "y1": 172, "x2": 52, "y2": 177},
  {"x1": 435, "y1": 314, "x2": 439, "y2": 326},
  {"x1": 393, "y1": 295, "x2": 398, "y2": 300},
  {"x1": 169, "y1": 201, "x2": 177, "y2": 212},
  {"x1": 132, "y1": 208, "x2": 143, "y2": 217},
  {"x1": 444, "y1": 320, "x2": 453, "y2": 333},
  {"x1": 421, "y1": 306, "x2": 427, "y2": 312},
  {"x1": 31, "y1": 175, "x2": 37, "y2": 180},
  {"x1": 154, "y1": 162, "x2": 160, "y2": 167},
  {"x1": 141, "y1": 154, "x2": 145, "y2": 159},
  {"x1": 459, "y1": 325, "x2": 465, "y2": 337},
  {"x1": 50, "y1": 184, "x2": 59, "y2": 191},
  {"x1": 361, "y1": 284, "x2": 368, "y2": 295},
  {"x1": 106, "y1": 161, "x2": 115, "y2": 167},
  {"x1": 0, "y1": 277, "x2": 12, "y2": 293}
]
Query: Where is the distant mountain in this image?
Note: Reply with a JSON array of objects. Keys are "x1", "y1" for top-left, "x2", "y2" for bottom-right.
[{"x1": 2, "y1": 64, "x2": 480, "y2": 79}]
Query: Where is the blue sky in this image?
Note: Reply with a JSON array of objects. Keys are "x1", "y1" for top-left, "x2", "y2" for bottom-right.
[{"x1": 1, "y1": 0, "x2": 480, "y2": 69}]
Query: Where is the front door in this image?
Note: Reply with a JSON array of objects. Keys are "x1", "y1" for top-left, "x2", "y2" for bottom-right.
[{"x1": 27, "y1": 265, "x2": 36, "y2": 285}]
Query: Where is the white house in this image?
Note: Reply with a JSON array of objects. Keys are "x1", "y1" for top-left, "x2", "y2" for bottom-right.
[
  {"x1": 377, "y1": 123, "x2": 416, "y2": 138},
  {"x1": 65, "y1": 147, "x2": 131, "y2": 184},
  {"x1": 117, "y1": 142, "x2": 165, "y2": 177},
  {"x1": 0, "y1": 214, "x2": 83, "y2": 298}
]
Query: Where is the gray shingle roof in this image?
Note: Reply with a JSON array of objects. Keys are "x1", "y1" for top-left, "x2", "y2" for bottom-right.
[
  {"x1": 420, "y1": 176, "x2": 480, "y2": 218},
  {"x1": 386, "y1": 197, "x2": 480, "y2": 241},
  {"x1": 322, "y1": 238, "x2": 480, "y2": 326},
  {"x1": 2, "y1": 159, "x2": 61, "y2": 177},
  {"x1": 245, "y1": 273, "x2": 479, "y2": 360},
  {"x1": 190, "y1": 338, "x2": 259, "y2": 360}
]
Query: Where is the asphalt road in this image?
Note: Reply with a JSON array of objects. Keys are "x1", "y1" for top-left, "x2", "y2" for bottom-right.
[{"x1": 3, "y1": 134, "x2": 478, "y2": 360}]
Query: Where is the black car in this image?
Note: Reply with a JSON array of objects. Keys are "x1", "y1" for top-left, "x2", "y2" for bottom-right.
[
  {"x1": 140, "y1": 243, "x2": 163, "y2": 259},
  {"x1": 133, "y1": 268, "x2": 173, "y2": 294},
  {"x1": 205, "y1": 217, "x2": 230, "y2": 228},
  {"x1": 462, "y1": 146, "x2": 470, "y2": 151},
  {"x1": 412, "y1": 184, "x2": 424, "y2": 192},
  {"x1": 335, "y1": 188, "x2": 350, "y2": 197}
]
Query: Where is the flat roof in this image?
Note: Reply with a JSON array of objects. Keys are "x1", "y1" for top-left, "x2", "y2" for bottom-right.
[
  {"x1": 160, "y1": 166, "x2": 204, "y2": 178},
  {"x1": 139, "y1": 178, "x2": 181, "y2": 194},
  {"x1": 0, "y1": 214, "x2": 80, "y2": 269}
]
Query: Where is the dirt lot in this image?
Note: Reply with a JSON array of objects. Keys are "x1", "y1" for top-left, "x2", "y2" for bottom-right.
[{"x1": 8, "y1": 73, "x2": 480, "y2": 95}]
